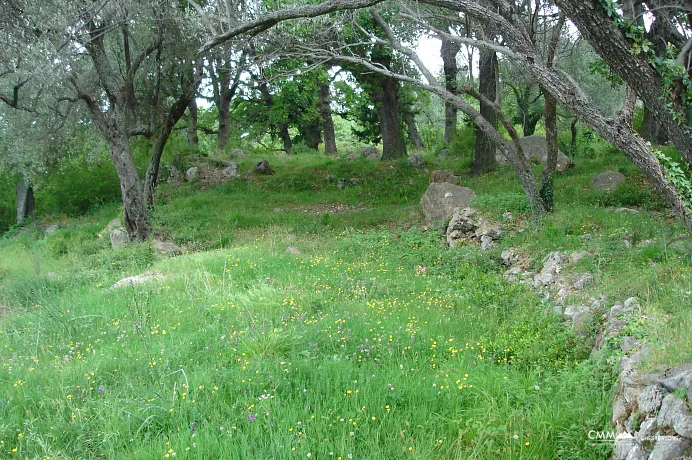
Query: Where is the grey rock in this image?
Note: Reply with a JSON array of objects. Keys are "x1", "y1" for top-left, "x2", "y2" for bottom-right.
[
  {"x1": 99, "y1": 218, "x2": 122, "y2": 239},
  {"x1": 346, "y1": 153, "x2": 360, "y2": 162},
  {"x1": 110, "y1": 270, "x2": 164, "y2": 290},
  {"x1": 615, "y1": 433, "x2": 637, "y2": 460},
  {"x1": 407, "y1": 152, "x2": 425, "y2": 168},
  {"x1": 185, "y1": 166, "x2": 199, "y2": 181},
  {"x1": 635, "y1": 417, "x2": 657, "y2": 443},
  {"x1": 501, "y1": 248, "x2": 515, "y2": 267},
  {"x1": 582, "y1": 233, "x2": 593, "y2": 241},
  {"x1": 254, "y1": 160, "x2": 274, "y2": 175},
  {"x1": 152, "y1": 238, "x2": 182, "y2": 257},
  {"x1": 623, "y1": 239, "x2": 632, "y2": 249},
  {"x1": 480, "y1": 235, "x2": 494, "y2": 250},
  {"x1": 446, "y1": 208, "x2": 480, "y2": 247},
  {"x1": 160, "y1": 164, "x2": 180, "y2": 182},
  {"x1": 591, "y1": 170, "x2": 626, "y2": 192},
  {"x1": 229, "y1": 148, "x2": 248, "y2": 158},
  {"x1": 569, "y1": 251, "x2": 589, "y2": 264},
  {"x1": 613, "y1": 395, "x2": 628, "y2": 424},
  {"x1": 502, "y1": 211, "x2": 513, "y2": 221},
  {"x1": 362, "y1": 145, "x2": 380, "y2": 159},
  {"x1": 221, "y1": 162, "x2": 240, "y2": 179},
  {"x1": 648, "y1": 436, "x2": 691, "y2": 460},
  {"x1": 533, "y1": 252, "x2": 566, "y2": 287},
  {"x1": 45, "y1": 224, "x2": 60, "y2": 235},
  {"x1": 610, "y1": 302, "x2": 635, "y2": 321},
  {"x1": 623, "y1": 297, "x2": 640, "y2": 309},
  {"x1": 421, "y1": 183, "x2": 477, "y2": 225},
  {"x1": 570, "y1": 272, "x2": 593, "y2": 290},
  {"x1": 429, "y1": 169, "x2": 459, "y2": 185},
  {"x1": 656, "y1": 394, "x2": 692, "y2": 438},
  {"x1": 624, "y1": 444, "x2": 647, "y2": 460},
  {"x1": 285, "y1": 246, "x2": 301, "y2": 256},
  {"x1": 475, "y1": 220, "x2": 502, "y2": 240},
  {"x1": 621, "y1": 336, "x2": 641, "y2": 354},
  {"x1": 552, "y1": 305, "x2": 564, "y2": 315},
  {"x1": 110, "y1": 228, "x2": 129, "y2": 249},
  {"x1": 638, "y1": 385, "x2": 666, "y2": 414},
  {"x1": 660, "y1": 368, "x2": 692, "y2": 401},
  {"x1": 636, "y1": 239, "x2": 654, "y2": 248},
  {"x1": 496, "y1": 135, "x2": 573, "y2": 171},
  {"x1": 614, "y1": 207, "x2": 640, "y2": 215}
]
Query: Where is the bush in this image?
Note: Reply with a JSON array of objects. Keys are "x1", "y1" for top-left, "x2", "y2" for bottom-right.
[{"x1": 37, "y1": 154, "x2": 121, "y2": 216}]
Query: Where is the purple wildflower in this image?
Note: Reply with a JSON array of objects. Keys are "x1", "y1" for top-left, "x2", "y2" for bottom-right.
[
  {"x1": 190, "y1": 422, "x2": 197, "y2": 432},
  {"x1": 247, "y1": 412, "x2": 256, "y2": 422},
  {"x1": 97, "y1": 386, "x2": 105, "y2": 394}
]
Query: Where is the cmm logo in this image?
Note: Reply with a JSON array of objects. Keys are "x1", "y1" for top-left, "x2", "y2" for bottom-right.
[{"x1": 587, "y1": 430, "x2": 626, "y2": 443}]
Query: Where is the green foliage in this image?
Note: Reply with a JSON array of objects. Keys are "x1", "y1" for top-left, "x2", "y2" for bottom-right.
[
  {"x1": 36, "y1": 153, "x2": 121, "y2": 216},
  {"x1": 473, "y1": 192, "x2": 532, "y2": 214},
  {"x1": 0, "y1": 172, "x2": 16, "y2": 233},
  {"x1": 654, "y1": 149, "x2": 692, "y2": 209}
]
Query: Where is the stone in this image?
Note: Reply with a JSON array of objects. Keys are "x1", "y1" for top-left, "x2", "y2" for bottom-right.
[
  {"x1": 624, "y1": 444, "x2": 647, "y2": 460},
  {"x1": 502, "y1": 211, "x2": 513, "y2": 221},
  {"x1": 621, "y1": 336, "x2": 641, "y2": 354},
  {"x1": 407, "y1": 152, "x2": 425, "y2": 168},
  {"x1": 420, "y1": 183, "x2": 477, "y2": 225},
  {"x1": 638, "y1": 385, "x2": 666, "y2": 414},
  {"x1": 152, "y1": 238, "x2": 182, "y2": 257},
  {"x1": 110, "y1": 270, "x2": 164, "y2": 290},
  {"x1": 563, "y1": 305, "x2": 592, "y2": 329},
  {"x1": 429, "y1": 169, "x2": 459, "y2": 185},
  {"x1": 229, "y1": 148, "x2": 248, "y2": 158},
  {"x1": 656, "y1": 394, "x2": 692, "y2": 438},
  {"x1": 346, "y1": 152, "x2": 360, "y2": 162},
  {"x1": 613, "y1": 395, "x2": 628, "y2": 424},
  {"x1": 160, "y1": 164, "x2": 180, "y2": 182},
  {"x1": 446, "y1": 207, "x2": 480, "y2": 246},
  {"x1": 569, "y1": 251, "x2": 589, "y2": 264},
  {"x1": 552, "y1": 305, "x2": 564, "y2": 315},
  {"x1": 221, "y1": 162, "x2": 239, "y2": 179},
  {"x1": 660, "y1": 367, "x2": 692, "y2": 401},
  {"x1": 615, "y1": 432, "x2": 636, "y2": 460},
  {"x1": 614, "y1": 207, "x2": 640, "y2": 215},
  {"x1": 109, "y1": 228, "x2": 129, "y2": 249},
  {"x1": 99, "y1": 218, "x2": 122, "y2": 239},
  {"x1": 591, "y1": 170, "x2": 626, "y2": 192},
  {"x1": 45, "y1": 224, "x2": 60, "y2": 235},
  {"x1": 285, "y1": 246, "x2": 301, "y2": 256},
  {"x1": 496, "y1": 135, "x2": 573, "y2": 171},
  {"x1": 533, "y1": 251, "x2": 565, "y2": 287},
  {"x1": 570, "y1": 272, "x2": 593, "y2": 290},
  {"x1": 475, "y1": 221, "x2": 502, "y2": 240},
  {"x1": 185, "y1": 166, "x2": 199, "y2": 181},
  {"x1": 648, "y1": 436, "x2": 692, "y2": 460},
  {"x1": 480, "y1": 235, "x2": 494, "y2": 250},
  {"x1": 623, "y1": 297, "x2": 640, "y2": 309},
  {"x1": 501, "y1": 248, "x2": 515, "y2": 267},
  {"x1": 361, "y1": 145, "x2": 380, "y2": 159},
  {"x1": 254, "y1": 160, "x2": 274, "y2": 175}
]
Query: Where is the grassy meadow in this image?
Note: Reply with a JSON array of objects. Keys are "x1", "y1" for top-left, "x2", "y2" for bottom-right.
[{"x1": 1, "y1": 147, "x2": 691, "y2": 459}]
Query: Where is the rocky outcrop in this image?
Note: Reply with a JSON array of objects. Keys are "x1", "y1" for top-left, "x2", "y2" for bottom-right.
[
  {"x1": 110, "y1": 270, "x2": 164, "y2": 290},
  {"x1": 407, "y1": 152, "x2": 425, "y2": 168},
  {"x1": 591, "y1": 170, "x2": 626, "y2": 192},
  {"x1": 420, "y1": 183, "x2": 477, "y2": 225},
  {"x1": 445, "y1": 208, "x2": 502, "y2": 250},
  {"x1": 361, "y1": 146, "x2": 380, "y2": 159},
  {"x1": 591, "y1": 297, "x2": 692, "y2": 460}
]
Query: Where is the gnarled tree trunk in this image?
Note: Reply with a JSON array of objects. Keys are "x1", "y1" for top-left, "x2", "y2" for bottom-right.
[
  {"x1": 471, "y1": 46, "x2": 498, "y2": 175},
  {"x1": 441, "y1": 37, "x2": 461, "y2": 143},
  {"x1": 318, "y1": 78, "x2": 338, "y2": 155},
  {"x1": 16, "y1": 180, "x2": 35, "y2": 224}
]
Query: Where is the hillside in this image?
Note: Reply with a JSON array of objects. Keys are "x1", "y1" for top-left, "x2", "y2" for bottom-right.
[{"x1": 1, "y1": 150, "x2": 691, "y2": 458}]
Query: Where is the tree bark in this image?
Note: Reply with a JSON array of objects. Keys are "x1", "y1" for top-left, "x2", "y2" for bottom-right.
[
  {"x1": 403, "y1": 109, "x2": 424, "y2": 150},
  {"x1": 298, "y1": 118, "x2": 322, "y2": 150},
  {"x1": 373, "y1": 74, "x2": 407, "y2": 160},
  {"x1": 279, "y1": 123, "x2": 293, "y2": 154},
  {"x1": 441, "y1": 37, "x2": 461, "y2": 143},
  {"x1": 471, "y1": 47, "x2": 498, "y2": 175},
  {"x1": 16, "y1": 180, "x2": 35, "y2": 224},
  {"x1": 318, "y1": 78, "x2": 338, "y2": 155},
  {"x1": 187, "y1": 98, "x2": 199, "y2": 146}
]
